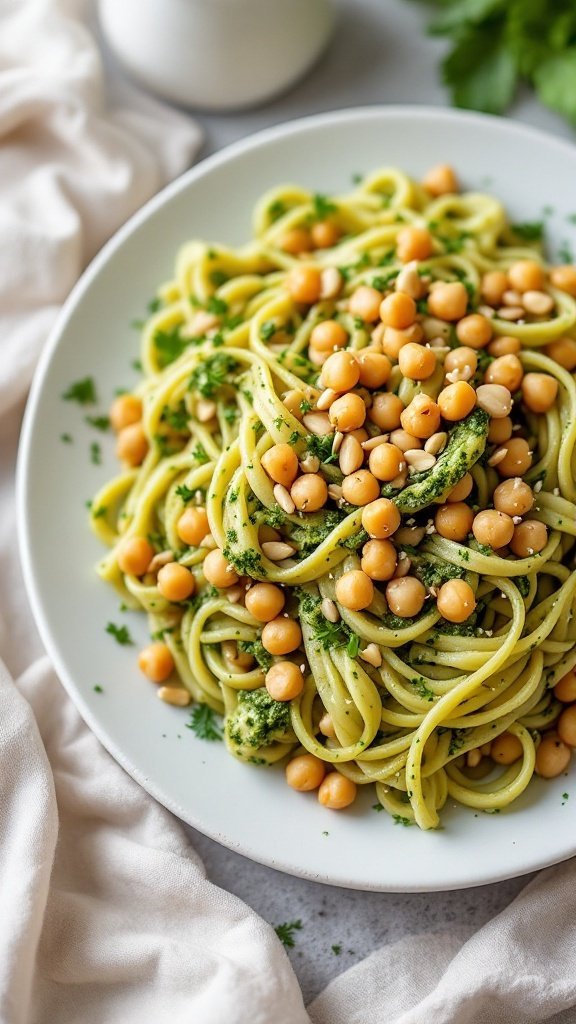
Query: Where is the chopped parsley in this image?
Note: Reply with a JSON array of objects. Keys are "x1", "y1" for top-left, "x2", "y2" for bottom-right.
[
  {"x1": 105, "y1": 622, "x2": 134, "y2": 645},
  {"x1": 260, "y1": 320, "x2": 278, "y2": 341},
  {"x1": 189, "y1": 353, "x2": 239, "y2": 398},
  {"x1": 510, "y1": 221, "x2": 545, "y2": 241},
  {"x1": 92, "y1": 505, "x2": 107, "y2": 519},
  {"x1": 410, "y1": 677, "x2": 435, "y2": 702},
  {"x1": 312, "y1": 193, "x2": 337, "y2": 220},
  {"x1": 210, "y1": 270, "x2": 228, "y2": 287},
  {"x1": 304, "y1": 432, "x2": 338, "y2": 465},
  {"x1": 448, "y1": 728, "x2": 467, "y2": 756},
  {"x1": 192, "y1": 443, "x2": 209, "y2": 465},
  {"x1": 93, "y1": 685, "x2": 104, "y2": 694},
  {"x1": 331, "y1": 945, "x2": 342, "y2": 956},
  {"x1": 206, "y1": 296, "x2": 229, "y2": 316},
  {"x1": 392, "y1": 815, "x2": 414, "y2": 827},
  {"x1": 238, "y1": 639, "x2": 273, "y2": 672},
  {"x1": 85, "y1": 415, "x2": 110, "y2": 432},
  {"x1": 186, "y1": 704, "x2": 223, "y2": 741},
  {"x1": 175, "y1": 484, "x2": 195, "y2": 504},
  {"x1": 90, "y1": 442, "x2": 102, "y2": 465},
  {"x1": 223, "y1": 546, "x2": 266, "y2": 577},
  {"x1": 274, "y1": 920, "x2": 302, "y2": 948},
  {"x1": 154, "y1": 325, "x2": 189, "y2": 368},
  {"x1": 60, "y1": 433, "x2": 73, "y2": 443},
  {"x1": 268, "y1": 199, "x2": 287, "y2": 221},
  {"x1": 62, "y1": 377, "x2": 97, "y2": 405},
  {"x1": 372, "y1": 802, "x2": 385, "y2": 812},
  {"x1": 161, "y1": 403, "x2": 189, "y2": 431}
]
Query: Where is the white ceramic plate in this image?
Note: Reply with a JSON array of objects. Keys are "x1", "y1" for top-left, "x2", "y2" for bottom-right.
[{"x1": 18, "y1": 107, "x2": 576, "y2": 891}]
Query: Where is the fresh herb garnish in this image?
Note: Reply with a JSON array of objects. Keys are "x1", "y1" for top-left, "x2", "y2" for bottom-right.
[
  {"x1": 90, "y1": 442, "x2": 102, "y2": 465},
  {"x1": 105, "y1": 622, "x2": 134, "y2": 645},
  {"x1": 392, "y1": 815, "x2": 414, "y2": 827},
  {"x1": 331, "y1": 944, "x2": 342, "y2": 955},
  {"x1": 154, "y1": 325, "x2": 189, "y2": 368},
  {"x1": 93, "y1": 685, "x2": 104, "y2": 693},
  {"x1": 60, "y1": 433, "x2": 73, "y2": 443},
  {"x1": 175, "y1": 484, "x2": 195, "y2": 504},
  {"x1": 260, "y1": 320, "x2": 278, "y2": 341},
  {"x1": 186, "y1": 704, "x2": 223, "y2": 741},
  {"x1": 85, "y1": 415, "x2": 110, "y2": 432},
  {"x1": 62, "y1": 377, "x2": 97, "y2": 405},
  {"x1": 189, "y1": 353, "x2": 239, "y2": 398},
  {"x1": 510, "y1": 221, "x2": 545, "y2": 241},
  {"x1": 206, "y1": 296, "x2": 229, "y2": 316},
  {"x1": 274, "y1": 920, "x2": 302, "y2": 948},
  {"x1": 312, "y1": 193, "x2": 337, "y2": 220}
]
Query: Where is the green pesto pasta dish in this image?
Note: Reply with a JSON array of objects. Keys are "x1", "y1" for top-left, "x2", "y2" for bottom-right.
[{"x1": 90, "y1": 162, "x2": 576, "y2": 831}]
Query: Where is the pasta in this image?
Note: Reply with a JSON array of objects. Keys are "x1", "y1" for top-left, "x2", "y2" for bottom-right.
[{"x1": 91, "y1": 164, "x2": 576, "y2": 829}]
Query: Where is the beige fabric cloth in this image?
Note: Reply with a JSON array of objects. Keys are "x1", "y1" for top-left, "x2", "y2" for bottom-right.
[{"x1": 2, "y1": 2, "x2": 576, "y2": 1023}]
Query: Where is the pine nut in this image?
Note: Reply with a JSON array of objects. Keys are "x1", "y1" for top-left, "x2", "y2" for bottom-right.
[
  {"x1": 226, "y1": 585, "x2": 244, "y2": 604},
  {"x1": 361, "y1": 433, "x2": 390, "y2": 451},
  {"x1": 321, "y1": 597, "x2": 340, "y2": 623},
  {"x1": 300, "y1": 454, "x2": 320, "y2": 473},
  {"x1": 370, "y1": 322, "x2": 386, "y2": 350},
  {"x1": 339, "y1": 435, "x2": 364, "y2": 475},
  {"x1": 488, "y1": 448, "x2": 508, "y2": 467},
  {"x1": 522, "y1": 290, "x2": 554, "y2": 316},
  {"x1": 359, "y1": 643, "x2": 383, "y2": 668},
  {"x1": 424, "y1": 432, "x2": 448, "y2": 455},
  {"x1": 273, "y1": 483, "x2": 296, "y2": 514},
  {"x1": 316, "y1": 388, "x2": 338, "y2": 411},
  {"x1": 404, "y1": 449, "x2": 436, "y2": 471},
  {"x1": 393, "y1": 555, "x2": 411, "y2": 578},
  {"x1": 446, "y1": 364, "x2": 473, "y2": 383},
  {"x1": 146, "y1": 550, "x2": 174, "y2": 573},
  {"x1": 477, "y1": 304, "x2": 496, "y2": 319},
  {"x1": 200, "y1": 533, "x2": 217, "y2": 549},
  {"x1": 303, "y1": 412, "x2": 332, "y2": 435},
  {"x1": 476, "y1": 384, "x2": 513, "y2": 418},
  {"x1": 157, "y1": 686, "x2": 191, "y2": 707},
  {"x1": 502, "y1": 289, "x2": 523, "y2": 307},
  {"x1": 328, "y1": 484, "x2": 343, "y2": 501},
  {"x1": 497, "y1": 306, "x2": 525, "y2": 321},
  {"x1": 389, "y1": 468, "x2": 408, "y2": 489},
  {"x1": 196, "y1": 398, "x2": 217, "y2": 422},
  {"x1": 262, "y1": 541, "x2": 296, "y2": 560},
  {"x1": 332, "y1": 431, "x2": 344, "y2": 454},
  {"x1": 320, "y1": 266, "x2": 343, "y2": 300},
  {"x1": 395, "y1": 526, "x2": 426, "y2": 545},
  {"x1": 395, "y1": 261, "x2": 423, "y2": 300},
  {"x1": 421, "y1": 316, "x2": 451, "y2": 342},
  {"x1": 389, "y1": 430, "x2": 419, "y2": 452},
  {"x1": 466, "y1": 749, "x2": 482, "y2": 768}
]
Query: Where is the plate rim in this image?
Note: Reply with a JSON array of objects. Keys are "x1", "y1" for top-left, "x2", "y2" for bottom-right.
[{"x1": 16, "y1": 104, "x2": 576, "y2": 891}]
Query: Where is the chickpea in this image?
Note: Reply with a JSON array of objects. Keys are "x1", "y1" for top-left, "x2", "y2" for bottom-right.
[
  {"x1": 361, "y1": 538, "x2": 397, "y2": 580},
  {"x1": 550, "y1": 265, "x2": 576, "y2": 297},
  {"x1": 382, "y1": 323, "x2": 423, "y2": 360},
  {"x1": 262, "y1": 616, "x2": 302, "y2": 656},
  {"x1": 362, "y1": 497, "x2": 401, "y2": 539},
  {"x1": 116, "y1": 422, "x2": 148, "y2": 466},
  {"x1": 434, "y1": 502, "x2": 473, "y2": 542},
  {"x1": 495, "y1": 438, "x2": 532, "y2": 478},
  {"x1": 319, "y1": 712, "x2": 336, "y2": 738},
  {"x1": 456, "y1": 314, "x2": 493, "y2": 349},
  {"x1": 320, "y1": 350, "x2": 361, "y2": 392},
  {"x1": 535, "y1": 734, "x2": 571, "y2": 778},
  {"x1": 245, "y1": 582, "x2": 285, "y2": 622},
  {"x1": 493, "y1": 478, "x2": 533, "y2": 517},
  {"x1": 368, "y1": 442, "x2": 404, "y2": 482},
  {"x1": 157, "y1": 562, "x2": 195, "y2": 602},
  {"x1": 436, "y1": 578, "x2": 476, "y2": 623},
  {"x1": 488, "y1": 335, "x2": 521, "y2": 357},
  {"x1": 427, "y1": 282, "x2": 468, "y2": 322},
  {"x1": 335, "y1": 569, "x2": 374, "y2": 611},
  {"x1": 446, "y1": 472, "x2": 473, "y2": 503},
  {"x1": 437, "y1": 381, "x2": 476, "y2": 421},
  {"x1": 138, "y1": 642, "x2": 174, "y2": 683},
  {"x1": 545, "y1": 337, "x2": 576, "y2": 371},
  {"x1": 279, "y1": 227, "x2": 312, "y2": 254},
  {"x1": 291, "y1": 473, "x2": 328, "y2": 512},
  {"x1": 265, "y1": 661, "x2": 304, "y2": 701},
  {"x1": 287, "y1": 264, "x2": 322, "y2": 304},
  {"x1": 554, "y1": 668, "x2": 576, "y2": 703},
  {"x1": 329, "y1": 393, "x2": 366, "y2": 432},
  {"x1": 311, "y1": 221, "x2": 340, "y2": 249},
  {"x1": 379, "y1": 292, "x2": 417, "y2": 330},
  {"x1": 310, "y1": 319, "x2": 348, "y2": 353},
  {"x1": 491, "y1": 732, "x2": 523, "y2": 765},
  {"x1": 203, "y1": 548, "x2": 239, "y2": 588},
  {"x1": 117, "y1": 536, "x2": 154, "y2": 576},
  {"x1": 521, "y1": 373, "x2": 559, "y2": 414},
  {"x1": 422, "y1": 163, "x2": 458, "y2": 196},
  {"x1": 444, "y1": 347, "x2": 478, "y2": 378},
  {"x1": 283, "y1": 389, "x2": 307, "y2": 421},
  {"x1": 369, "y1": 392, "x2": 404, "y2": 431},
  {"x1": 356, "y1": 350, "x2": 391, "y2": 389},
  {"x1": 177, "y1": 506, "x2": 209, "y2": 547},
  {"x1": 318, "y1": 772, "x2": 357, "y2": 809},
  {"x1": 485, "y1": 354, "x2": 523, "y2": 392},
  {"x1": 398, "y1": 342, "x2": 437, "y2": 381},
  {"x1": 510, "y1": 520, "x2": 547, "y2": 558},
  {"x1": 286, "y1": 753, "x2": 326, "y2": 791},
  {"x1": 481, "y1": 270, "x2": 509, "y2": 308},
  {"x1": 396, "y1": 225, "x2": 433, "y2": 263},
  {"x1": 389, "y1": 429, "x2": 422, "y2": 452},
  {"x1": 400, "y1": 394, "x2": 441, "y2": 439},
  {"x1": 110, "y1": 393, "x2": 142, "y2": 432},
  {"x1": 472, "y1": 509, "x2": 514, "y2": 548},
  {"x1": 508, "y1": 259, "x2": 544, "y2": 293},
  {"x1": 557, "y1": 706, "x2": 576, "y2": 748},
  {"x1": 349, "y1": 285, "x2": 383, "y2": 323},
  {"x1": 487, "y1": 416, "x2": 513, "y2": 444},
  {"x1": 341, "y1": 469, "x2": 380, "y2": 506},
  {"x1": 386, "y1": 576, "x2": 426, "y2": 618},
  {"x1": 261, "y1": 443, "x2": 299, "y2": 488}
]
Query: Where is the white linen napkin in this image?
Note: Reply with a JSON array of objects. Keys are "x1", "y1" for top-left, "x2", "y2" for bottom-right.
[{"x1": 2, "y1": 2, "x2": 576, "y2": 1023}]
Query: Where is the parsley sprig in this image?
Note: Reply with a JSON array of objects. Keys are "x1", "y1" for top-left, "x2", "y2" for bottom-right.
[
  {"x1": 186, "y1": 704, "x2": 223, "y2": 741},
  {"x1": 274, "y1": 920, "x2": 302, "y2": 948}
]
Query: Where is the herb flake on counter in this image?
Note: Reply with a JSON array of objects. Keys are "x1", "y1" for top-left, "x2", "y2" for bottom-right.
[
  {"x1": 105, "y1": 622, "x2": 134, "y2": 646},
  {"x1": 93, "y1": 685, "x2": 104, "y2": 694},
  {"x1": 274, "y1": 920, "x2": 302, "y2": 948},
  {"x1": 186, "y1": 704, "x2": 223, "y2": 742},
  {"x1": 90, "y1": 442, "x2": 102, "y2": 465},
  {"x1": 60, "y1": 433, "x2": 73, "y2": 443},
  {"x1": 85, "y1": 415, "x2": 110, "y2": 432},
  {"x1": 62, "y1": 376, "x2": 97, "y2": 405},
  {"x1": 331, "y1": 944, "x2": 342, "y2": 956}
]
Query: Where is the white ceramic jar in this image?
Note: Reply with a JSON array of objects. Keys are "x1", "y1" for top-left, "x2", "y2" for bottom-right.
[{"x1": 99, "y1": 0, "x2": 335, "y2": 111}]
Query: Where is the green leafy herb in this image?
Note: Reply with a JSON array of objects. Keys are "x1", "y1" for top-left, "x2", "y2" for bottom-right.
[
  {"x1": 304, "y1": 432, "x2": 338, "y2": 465},
  {"x1": 154, "y1": 325, "x2": 189, "y2": 368},
  {"x1": 392, "y1": 815, "x2": 414, "y2": 827},
  {"x1": 299, "y1": 399, "x2": 312, "y2": 414},
  {"x1": 93, "y1": 685, "x2": 104, "y2": 694},
  {"x1": 210, "y1": 270, "x2": 228, "y2": 287},
  {"x1": 131, "y1": 359, "x2": 143, "y2": 372},
  {"x1": 90, "y1": 442, "x2": 102, "y2": 465},
  {"x1": 312, "y1": 193, "x2": 337, "y2": 220},
  {"x1": 189, "y1": 353, "x2": 239, "y2": 398},
  {"x1": 175, "y1": 484, "x2": 195, "y2": 504},
  {"x1": 448, "y1": 728, "x2": 468, "y2": 756},
  {"x1": 148, "y1": 296, "x2": 162, "y2": 314},
  {"x1": 274, "y1": 920, "x2": 302, "y2": 948},
  {"x1": 411, "y1": 0, "x2": 576, "y2": 128},
  {"x1": 186, "y1": 704, "x2": 223, "y2": 742},
  {"x1": 331, "y1": 944, "x2": 342, "y2": 955},
  {"x1": 268, "y1": 199, "x2": 287, "y2": 221},
  {"x1": 510, "y1": 221, "x2": 545, "y2": 241},
  {"x1": 62, "y1": 377, "x2": 97, "y2": 405},
  {"x1": 372, "y1": 802, "x2": 385, "y2": 812},
  {"x1": 60, "y1": 433, "x2": 73, "y2": 443},
  {"x1": 410, "y1": 676, "x2": 435, "y2": 702},
  {"x1": 105, "y1": 622, "x2": 134, "y2": 645},
  {"x1": 161, "y1": 403, "x2": 189, "y2": 431},
  {"x1": 346, "y1": 633, "x2": 361, "y2": 658},
  {"x1": 85, "y1": 415, "x2": 110, "y2": 432},
  {"x1": 238, "y1": 639, "x2": 273, "y2": 672},
  {"x1": 192, "y1": 443, "x2": 209, "y2": 465},
  {"x1": 92, "y1": 505, "x2": 107, "y2": 519},
  {"x1": 206, "y1": 296, "x2": 229, "y2": 316},
  {"x1": 260, "y1": 320, "x2": 278, "y2": 342}
]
